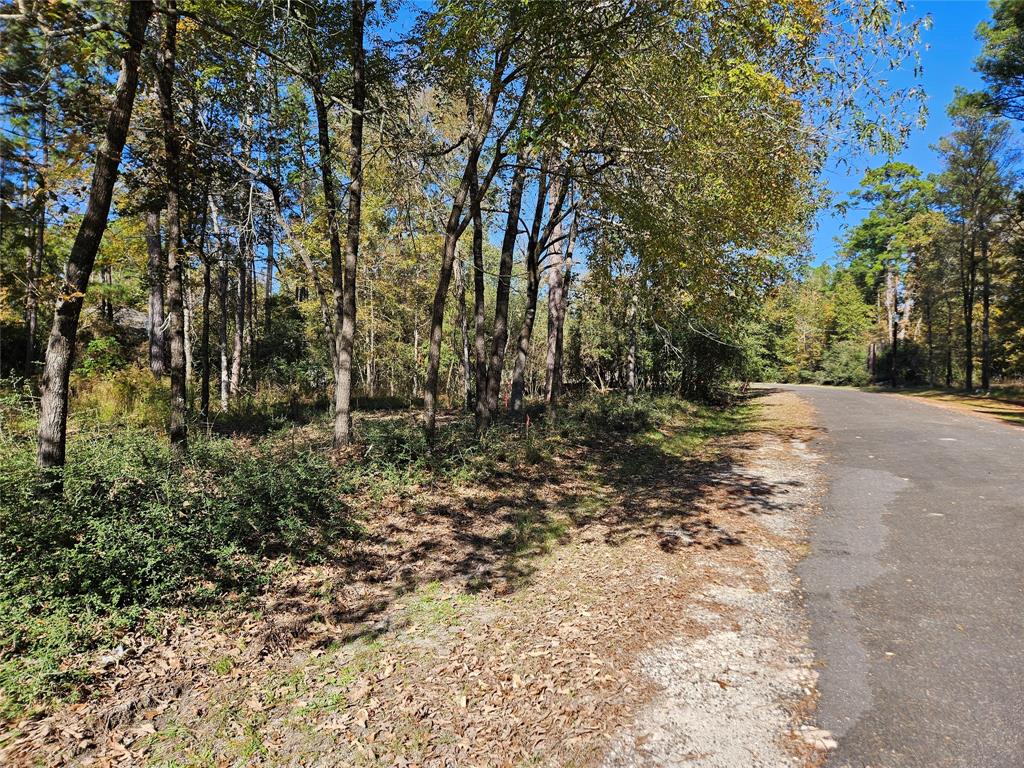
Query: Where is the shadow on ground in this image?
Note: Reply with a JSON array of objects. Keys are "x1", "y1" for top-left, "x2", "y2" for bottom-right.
[{"x1": 257, "y1": 388, "x2": 812, "y2": 651}]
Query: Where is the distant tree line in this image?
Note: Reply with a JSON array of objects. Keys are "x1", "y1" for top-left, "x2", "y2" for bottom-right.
[{"x1": 759, "y1": 1, "x2": 1024, "y2": 390}]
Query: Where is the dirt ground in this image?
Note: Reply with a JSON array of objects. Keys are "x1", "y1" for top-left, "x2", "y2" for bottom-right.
[{"x1": 2, "y1": 390, "x2": 831, "y2": 767}]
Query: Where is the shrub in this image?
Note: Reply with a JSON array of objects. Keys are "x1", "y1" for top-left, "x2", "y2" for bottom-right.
[
  {"x1": 568, "y1": 392, "x2": 666, "y2": 433},
  {"x1": 78, "y1": 336, "x2": 125, "y2": 376},
  {"x1": 816, "y1": 341, "x2": 870, "y2": 386},
  {"x1": 0, "y1": 430, "x2": 359, "y2": 716},
  {"x1": 72, "y1": 367, "x2": 170, "y2": 428}
]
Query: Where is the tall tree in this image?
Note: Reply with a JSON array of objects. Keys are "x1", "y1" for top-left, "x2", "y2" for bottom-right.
[
  {"x1": 156, "y1": 0, "x2": 188, "y2": 451},
  {"x1": 36, "y1": 0, "x2": 154, "y2": 471}
]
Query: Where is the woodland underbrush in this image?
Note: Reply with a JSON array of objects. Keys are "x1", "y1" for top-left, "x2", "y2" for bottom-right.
[{"x1": 0, "y1": 377, "x2": 711, "y2": 720}]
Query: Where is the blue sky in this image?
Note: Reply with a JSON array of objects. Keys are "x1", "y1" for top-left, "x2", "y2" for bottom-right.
[{"x1": 812, "y1": 0, "x2": 996, "y2": 265}]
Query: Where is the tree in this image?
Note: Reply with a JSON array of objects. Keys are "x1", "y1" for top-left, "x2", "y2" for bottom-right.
[
  {"x1": 35, "y1": 1, "x2": 154, "y2": 472},
  {"x1": 156, "y1": 0, "x2": 188, "y2": 451},
  {"x1": 935, "y1": 97, "x2": 1016, "y2": 390}
]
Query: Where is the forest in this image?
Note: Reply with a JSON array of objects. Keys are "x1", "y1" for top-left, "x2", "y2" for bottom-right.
[
  {"x1": 763, "y1": 13, "x2": 1024, "y2": 390},
  {"x1": 0, "y1": 0, "x2": 999, "y2": 763}
]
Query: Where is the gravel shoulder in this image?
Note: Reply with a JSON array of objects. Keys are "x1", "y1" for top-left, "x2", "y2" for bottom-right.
[{"x1": 605, "y1": 388, "x2": 830, "y2": 768}]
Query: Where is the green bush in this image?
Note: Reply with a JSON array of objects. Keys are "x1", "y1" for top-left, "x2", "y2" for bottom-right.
[
  {"x1": 815, "y1": 341, "x2": 870, "y2": 386},
  {"x1": 0, "y1": 431, "x2": 359, "y2": 717},
  {"x1": 78, "y1": 336, "x2": 125, "y2": 376},
  {"x1": 568, "y1": 392, "x2": 667, "y2": 433}
]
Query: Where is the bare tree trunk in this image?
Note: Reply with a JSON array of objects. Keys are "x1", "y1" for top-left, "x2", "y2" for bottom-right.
[
  {"x1": 244, "y1": 246, "x2": 255, "y2": 382},
  {"x1": 334, "y1": 0, "x2": 368, "y2": 446},
  {"x1": 548, "y1": 217, "x2": 576, "y2": 417},
  {"x1": 309, "y1": 77, "x2": 346, "y2": 444},
  {"x1": 230, "y1": 247, "x2": 245, "y2": 396},
  {"x1": 264, "y1": 227, "x2": 274, "y2": 338},
  {"x1": 100, "y1": 266, "x2": 114, "y2": 321},
  {"x1": 455, "y1": 254, "x2": 472, "y2": 410},
  {"x1": 157, "y1": 0, "x2": 187, "y2": 452},
  {"x1": 481, "y1": 160, "x2": 527, "y2": 429},
  {"x1": 981, "y1": 238, "x2": 991, "y2": 391},
  {"x1": 423, "y1": 57, "x2": 506, "y2": 439},
  {"x1": 509, "y1": 250, "x2": 540, "y2": 415},
  {"x1": 471, "y1": 167, "x2": 488, "y2": 430},
  {"x1": 145, "y1": 209, "x2": 166, "y2": 376},
  {"x1": 925, "y1": 298, "x2": 934, "y2": 386},
  {"x1": 424, "y1": 189, "x2": 477, "y2": 436},
  {"x1": 37, "y1": 0, "x2": 153, "y2": 472},
  {"x1": 626, "y1": 290, "x2": 637, "y2": 402},
  {"x1": 367, "y1": 273, "x2": 376, "y2": 396},
  {"x1": 510, "y1": 159, "x2": 552, "y2": 415},
  {"x1": 184, "y1": 265, "x2": 194, "y2": 390},
  {"x1": 945, "y1": 298, "x2": 954, "y2": 388},
  {"x1": 544, "y1": 218, "x2": 564, "y2": 402},
  {"x1": 413, "y1": 320, "x2": 420, "y2": 397},
  {"x1": 218, "y1": 260, "x2": 230, "y2": 410},
  {"x1": 209, "y1": 197, "x2": 230, "y2": 411},
  {"x1": 200, "y1": 247, "x2": 211, "y2": 420},
  {"x1": 961, "y1": 235, "x2": 977, "y2": 391}
]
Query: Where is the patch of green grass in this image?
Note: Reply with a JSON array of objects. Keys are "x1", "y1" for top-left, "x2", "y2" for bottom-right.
[
  {"x1": 402, "y1": 581, "x2": 475, "y2": 629},
  {"x1": 498, "y1": 510, "x2": 570, "y2": 557}
]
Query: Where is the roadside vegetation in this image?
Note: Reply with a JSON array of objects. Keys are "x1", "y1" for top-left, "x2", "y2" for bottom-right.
[
  {"x1": 760, "y1": 2, "x2": 1024, "y2": 395},
  {"x1": 0, "y1": 387, "x2": 751, "y2": 723}
]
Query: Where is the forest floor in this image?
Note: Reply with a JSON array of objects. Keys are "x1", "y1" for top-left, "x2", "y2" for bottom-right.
[
  {"x1": 2, "y1": 391, "x2": 830, "y2": 768},
  {"x1": 872, "y1": 385, "x2": 1024, "y2": 427}
]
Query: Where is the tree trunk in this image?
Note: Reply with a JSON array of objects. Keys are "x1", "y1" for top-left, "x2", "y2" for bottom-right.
[
  {"x1": 264, "y1": 228, "x2": 274, "y2": 338},
  {"x1": 423, "y1": 58, "x2": 505, "y2": 439},
  {"x1": 334, "y1": 0, "x2": 368, "y2": 447},
  {"x1": 962, "y1": 237, "x2": 976, "y2": 392},
  {"x1": 209, "y1": 197, "x2": 230, "y2": 411},
  {"x1": 309, "y1": 75, "x2": 347, "y2": 444},
  {"x1": 455, "y1": 253, "x2": 473, "y2": 410},
  {"x1": 544, "y1": 217, "x2": 564, "y2": 403},
  {"x1": 471, "y1": 167, "x2": 488, "y2": 430},
  {"x1": 925, "y1": 298, "x2": 934, "y2": 386},
  {"x1": 244, "y1": 243, "x2": 255, "y2": 381},
  {"x1": 184, "y1": 264, "x2": 194, "y2": 390},
  {"x1": 157, "y1": 0, "x2": 187, "y2": 452},
  {"x1": 200, "y1": 246, "x2": 212, "y2": 420},
  {"x1": 413, "y1": 320, "x2": 420, "y2": 397},
  {"x1": 230, "y1": 247, "x2": 245, "y2": 396},
  {"x1": 218, "y1": 260, "x2": 230, "y2": 410},
  {"x1": 36, "y1": 0, "x2": 153, "y2": 472},
  {"x1": 548, "y1": 217, "x2": 576, "y2": 417},
  {"x1": 509, "y1": 245, "x2": 541, "y2": 415},
  {"x1": 945, "y1": 298, "x2": 954, "y2": 388},
  {"x1": 481, "y1": 160, "x2": 527, "y2": 429},
  {"x1": 626, "y1": 290, "x2": 638, "y2": 402},
  {"x1": 145, "y1": 209, "x2": 166, "y2": 376},
  {"x1": 510, "y1": 160, "x2": 551, "y2": 415},
  {"x1": 981, "y1": 238, "x2": 991, "y2": 391}
]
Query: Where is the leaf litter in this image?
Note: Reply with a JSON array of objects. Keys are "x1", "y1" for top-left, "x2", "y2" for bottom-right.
[{"x1": 2, "y1": 390, "x2": 831, "y2": 767}]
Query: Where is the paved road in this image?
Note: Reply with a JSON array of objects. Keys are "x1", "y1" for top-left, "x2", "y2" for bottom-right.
[{"x1": 779, "y1": 385, "x2": 1024, "y2": 768}]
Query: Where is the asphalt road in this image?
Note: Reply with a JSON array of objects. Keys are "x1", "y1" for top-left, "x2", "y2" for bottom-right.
[{"x1": 779, "y1": 385, "x2": 1024, "y2": 768}]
